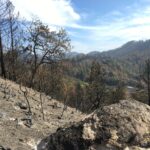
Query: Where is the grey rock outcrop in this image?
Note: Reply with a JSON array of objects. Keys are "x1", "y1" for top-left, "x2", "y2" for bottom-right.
[{"x1": 37, "y1": 100, "x2": 150, "y2": 150}]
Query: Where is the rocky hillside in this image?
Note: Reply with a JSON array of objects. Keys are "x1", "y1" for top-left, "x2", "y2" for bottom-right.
[
  {"x1": 0, "y1": 78, "x2": 85, "y2": 150},
  {"x1": 37, "y1": 100, "x2": 150, "y2": 150}
]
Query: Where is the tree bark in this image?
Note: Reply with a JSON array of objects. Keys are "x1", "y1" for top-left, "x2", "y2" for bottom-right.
[
  {"x1": 10, "y1": 15, "x2": 16, "y2": 81},
  {"x1": 0, "y1": 31, "x2": 6, "y2": 78},
  {"x1": 147, "y1": 60, "x2": 150, "y2": 106}
]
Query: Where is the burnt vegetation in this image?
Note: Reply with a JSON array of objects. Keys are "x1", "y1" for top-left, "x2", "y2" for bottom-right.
[{"x1": 0, "y1": 0, "x2": 149, "y2": 119}]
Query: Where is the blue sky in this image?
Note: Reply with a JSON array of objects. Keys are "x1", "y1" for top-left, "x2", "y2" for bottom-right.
[{"x1": 11, "y1": 0, "x2": 150, "y2": 53}]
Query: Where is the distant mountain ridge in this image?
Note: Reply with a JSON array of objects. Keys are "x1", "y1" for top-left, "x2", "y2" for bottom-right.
[
  {"x1": 64, "y1": 40, "x2": 150, "y2": 86},
  {"x1": 102, "y1": 40, "x2": 150, "y2": 59},
  {"x1": 65, "y1": 52, "x2": 85, "y2": 59},
  {"x1": 66, "y1": 39, "x2": 150, "y2": 59}
]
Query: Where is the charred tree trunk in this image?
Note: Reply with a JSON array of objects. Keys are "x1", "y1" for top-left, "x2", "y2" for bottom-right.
[
  {"x1": 147, "y1": 61, "x2": 150, "y2": 106},
  {"x1": 0, "y1": 31, "x2": 6, "y2": 78},
  {"x1": 143, "y1": 59, "x2": 150, "y2": 106},
  {"x1": 10, "y1": 16, "x2": 16, "y2": 81},
  {"x1": 29, "y1": 69, "x2": 37, "y2": 88}
]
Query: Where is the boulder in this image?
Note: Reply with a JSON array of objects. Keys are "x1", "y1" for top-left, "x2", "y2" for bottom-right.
[
  {"x1": 16, "y1": 102, "x2": 27, "y2": 110},
  {"x1": 37, "y1": 100, "x2": 150, "y2": 150}
]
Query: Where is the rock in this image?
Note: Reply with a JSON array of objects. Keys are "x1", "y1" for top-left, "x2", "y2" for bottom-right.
[
  {"x1": 37, "y1": 100, "x2": 150, "y2": 150},
  {"x1": 0, "y1": 112, "x2": 6, "y2": 119},
  {"x1": 17, "y1": 102, "x2": 27, "y2": 110},
  {"x1": 0, "y1": 145, "x2": 11, "y2": 150},
  {"x1": 19, "y1": 139, "x2": 24, "y2": 142},
  {"x1": 11, "y1": 92, "x2": 16, "y2": 97}
]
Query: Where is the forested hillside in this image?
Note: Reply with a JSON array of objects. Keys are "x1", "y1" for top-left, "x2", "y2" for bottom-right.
[{"x1": 64, "y1": 40, "x2": 150, "y2": 87}]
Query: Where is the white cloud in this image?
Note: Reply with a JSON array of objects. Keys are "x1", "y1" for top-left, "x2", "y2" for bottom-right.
[
  {"x1": 72, "y1": 5, "x2": 150, "y2": 52},
  {"x1": 93, "y1": 7, "x2": 150, "y2": 40},
  {"x1": 11, "y1": 0, "x2": 80, "y2": 26},
  {"x1": 11, "y1": 0, "x2": 150, "y2": 53}
]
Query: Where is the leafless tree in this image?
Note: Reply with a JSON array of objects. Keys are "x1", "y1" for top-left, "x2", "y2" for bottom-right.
[
  {"x1": 60, "y1": 84, "x2": 68, "y2": 119},
  {"x1": 143, "y1": 59, "x2": 150, "y2": 105},
  {"x1": 37, "y1": 67, "x2": 46, "y2": 121},
  {"x1": 0, "y1": 0, "x2": 10, "y2": 78},
  {"x1": 25, "y1": 19, "x2": 71, "y2": 87},
  {"x1": 39, "y1": 92, "x2": 45, "y2": 121},
  {"x1": 19, "y1": 84, "x2": 32, "y2": 114},
  {"x1": 19, "y1": 83, "x2": 32, "y2": 127},
  {"x1": 6, "y1": 1, "x2": 19, "y2": 81}
]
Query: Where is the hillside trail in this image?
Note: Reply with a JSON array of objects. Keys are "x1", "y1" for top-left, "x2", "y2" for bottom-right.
[{"x1": 0, "y1": 78, "x2": 85, "y2": 150}]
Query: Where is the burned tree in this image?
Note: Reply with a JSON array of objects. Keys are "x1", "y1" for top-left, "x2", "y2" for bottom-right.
[
  {"x1": 86, "y1": 61, "x2": 106, "y2": 111},
  {"x1": 0, "y1": 0, "x2": 10, "y2": 78},
  {"x1": 0, "y1": 0, "x2": 19, "y2": 79},
  {"x1": 19, "y1": 84, "x2": 33, "y2": 127},
  {"x1": 25, "y1": 19, "x2": 71, "y2": 87},
  {"x1": 143, "y1": 59, "x2": 150, "y2": 106},
  {"x1": 6, "y1": 1, "x2": 19, "y2": 81},
  {"x1": 0, "y1": 28, "x2": 5, "y2": 78}
]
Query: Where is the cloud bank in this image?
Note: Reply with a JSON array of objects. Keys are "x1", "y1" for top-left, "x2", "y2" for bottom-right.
[
  {"x1": 11, "y1": 0, "x2": 80, "y2": 26},
  {"x1": 11, "y1": 0, "x2": 150, "y2": 53}
]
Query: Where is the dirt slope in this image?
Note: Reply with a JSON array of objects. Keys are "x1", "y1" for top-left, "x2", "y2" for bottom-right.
[{"x1": 0, "y1": 78, "x2": 85, "y2": 150}]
